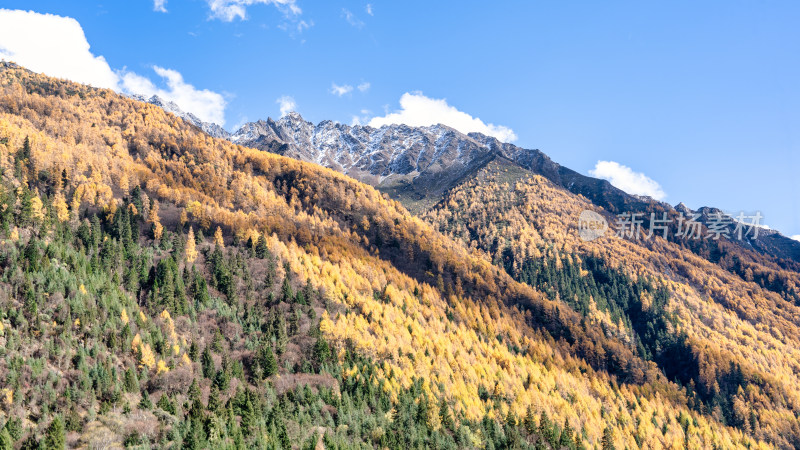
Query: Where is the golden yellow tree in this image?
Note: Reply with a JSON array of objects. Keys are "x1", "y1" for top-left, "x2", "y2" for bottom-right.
[
  {"x1": 153, "y1": 221, "x2": 164, "y2": 241},
  {"x1": 30, "y1": 190, "x2": 44, "y2": 223},
  {"x1": 185, "y1": 226, "x2": 198, "y2": 263},
  {"x1": 149, "y1": 200, "x2": 164, "y2": 240},
  {"x1": 119, "y1": 173, "x2": 129, "y2": 193},
  {"x1": 70, "y1": 192, "x2": 81, "y2": 221},
  {"x1": 214, "y1": 226, "x2": 224, "y2": 248},
  {"x1": 179, "y1": 209, "x2": 188, "y2": 229},
  {"x1": 139, "y1": 344, "x2": 156, "y2": 370},
  {"x1": 52, "y1": 193, "x2": 69, "y2": 223},
  {"x1": 156, "y1": 359, "x2": 169, "y2": 375}
]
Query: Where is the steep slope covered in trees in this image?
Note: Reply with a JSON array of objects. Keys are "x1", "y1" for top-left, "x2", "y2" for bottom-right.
[
  {"x1": 423, "y1": 159, "x2": 800, "y2": 448},
  {"x1": 0, "y1": 63, "x2": 775, "y2": 448},
  {"x1": 226, "y1": 110, "x2": 800, "y2": 265}
]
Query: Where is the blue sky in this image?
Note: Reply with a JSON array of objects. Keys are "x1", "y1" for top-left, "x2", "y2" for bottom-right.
[{"x1": 0, "y1": 1, "x2": 798, "y2": 237}]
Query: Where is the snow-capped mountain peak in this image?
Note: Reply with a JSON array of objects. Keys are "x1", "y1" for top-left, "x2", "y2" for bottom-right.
[{"x1": 129, "y1": 94, "x2": 231, "y2": 140}]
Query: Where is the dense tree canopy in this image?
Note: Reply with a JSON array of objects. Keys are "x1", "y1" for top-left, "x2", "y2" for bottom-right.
[{"x1": 0, "y1": 62, "x2": 782, "y2": 448}]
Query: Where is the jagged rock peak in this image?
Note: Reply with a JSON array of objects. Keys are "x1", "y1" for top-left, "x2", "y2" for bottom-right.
[{"x1": 128, "y1": 93, "x2": 230, "y2": 140}]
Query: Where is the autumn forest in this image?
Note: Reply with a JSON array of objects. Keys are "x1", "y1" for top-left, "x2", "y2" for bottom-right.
[{"x1": 0, "y1": 62, "x2": 798, "y2": 450}]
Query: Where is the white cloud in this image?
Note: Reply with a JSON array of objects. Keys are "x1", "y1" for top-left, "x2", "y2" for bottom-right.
[
  {"x1": 331, "y1": 82, "x2": 369, "y2": 97},
  {"x1": 154, "y1": 0, "x2": 168, "y2": 13},
  {"x1": 0, "y1": 9, "x2": 228, "y2": 125},
  {"x1": 341, "y1": 8, "x2": 364, "y2": 28},
  {"x1": 365, "y1": 4, "x2": 373, "y2": 16},
  {"x1": 330, "y1": 83, "x2": 353, "y2": 97},
  {"x1": 121, "y1": 66, "x2": 227, "y2": 125},
  {"x1": 276, "y1": 95, "x2": 296, "y2": 116},
  {"x1": 791, "y1": 235, "x2": 800, "y2": 242},
  {"x1": 206, "y1": 0, "x2": 300, "y2": 22},
  {"x1": 351, "y1": 109, "x2": 372, "y2": 126},
  {"x1": 277, "y1": 17, "x2": 313, "y2": 36},
  {"x1": 367, "y1": 92, "x2": 518, "y2": 142},
  {"x1": 589, "y1": 161, "x2": 667, "y2": 200},
  {"x1": 0, "y1": 9, "x2": 119, "y2": 89}
]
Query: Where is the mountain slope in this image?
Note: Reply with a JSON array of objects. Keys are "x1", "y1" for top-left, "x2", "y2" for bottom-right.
[
  {"x1": 422, "y1": 159, "x2": 800, "y2": 447},
  {"x1": 130, "y1": 93, "x2": 231, "y2": 139},
  {"x1": 229, "y1": 112, "x2": 800, "y2": 267},
  {"x1": 0, "y1": 63, "x2": 770, "y2": 448}
]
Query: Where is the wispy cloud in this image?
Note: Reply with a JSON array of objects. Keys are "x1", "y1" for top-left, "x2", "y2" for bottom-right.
[
  {"x1": 367, "y1": 92, "x2": 517, "y2": 142},
  {"x1": 206, "y1": 0, "x2": 301, "y2": 22},
  {"x1": 154, "y1": 0, "x2": 168, "y2": 13},
  {"x1": 341, "y1": 8, "x2": 364, "y2": 28},
  {"x1": 121, "y1": 67, "x2": 227, "y2": 125},
  {"x1": 276, "y1": 95, "x2": 296, "y2": 116},
  {"x1": 791, "y1": 235, "x2": 800, "y2": 242},
  {"x1": 589, "y1": 161, "x2": 667, "y2": 200},
  {"x1": 365, "y1": 4, "x2": 373, "y2": 16},
  {"x1": 330, "y1": 83, "x2": 353, "y2": 97},
  {"x1": 351, "y1": 109, "x2": 372, "y2": 126},
  {"x1": 331, "y1": 81, "x2": 370, "y2": 97},
  {"x1": 0, "y1": 9, "x2": 228, "y2": 125}
]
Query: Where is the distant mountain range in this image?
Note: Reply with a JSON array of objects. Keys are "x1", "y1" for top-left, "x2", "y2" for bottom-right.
[{"x1": 141, "y1": 96, "x2": 800, "y2": 265}]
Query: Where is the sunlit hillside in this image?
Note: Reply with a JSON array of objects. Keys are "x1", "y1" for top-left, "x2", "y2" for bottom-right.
[
  {"x1": 0, "y1": 63, "x2": 782, "y2": 449},
  {"x1": 423, "y1": 158, "x2": 800, "y2": 448}
]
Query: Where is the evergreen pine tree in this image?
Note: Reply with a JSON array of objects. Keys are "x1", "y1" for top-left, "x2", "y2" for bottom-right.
[
  {"x1": 139, "y1": 390, "x2": 152, "y2": 410},
  {"x1": 539, "y1": 411, "x2": 554, "y2": 444},
  {"x1": 157, "y1": 394, "x2": 175, "y2": 415},
  {"x1": 275, "y1": 316, "x2": 288, "y2": 355},
  {"x1": 44, "y1": 416, "x2": 65, "y2": 450},
  {"x1": 240, "y1": 397, "x2": 256, "y2": 436},
  {"x1": 259, "y1": 343, "x2": 278, "y2": 377},
  {"x1": 214, "y1": 367, "x2": 231, "y2": 391},
  {"x1": 0, "y1": 428, "x2": 12, "y2": 450},
  {"x1": 524, "y1": 406, "x2": 536, "y2": 435},
  {"x1": 4, "y1": 418, "x2": 21, "y2": 442},
  {"x1": 264, "y1": 258, "x2": 277, "y2": 290},
  {"x1": 202, "y1": 345, "x2": 215, "y2": 378},
  {"x1": 439, "y1": 398, "x2": 455, "y2": 432},
  {"x1": 313, "y1": 335, "x2": 331, "y2": 368},
  {"x1": 208, "y1": 385, "x2": 222, "y2": 413},
  {"x1": 280, "y1": 275, "x2": 293, "y2": 304},
  {"x1": 255, "y1": 235, "x2": 269, "y2": 259},
  {"x1": 601, "y1": 427, "x2": 615, "y2": 450},
  {"x1": 560, "y1": 420, "x2": 575, "y2": 449},
  {"x1": 188, "y1": 378, "x2": 202, "y2": 402},
  {"x1": 123, "y1": 367, "x2": 139, "y2": 392}
]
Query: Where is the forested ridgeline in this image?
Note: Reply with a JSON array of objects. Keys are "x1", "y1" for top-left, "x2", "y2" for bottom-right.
[{"x1": 0, "y1": 62, "x2": 769, "y2": 448}]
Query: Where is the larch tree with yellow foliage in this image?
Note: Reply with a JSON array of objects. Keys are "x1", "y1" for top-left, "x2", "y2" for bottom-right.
[
  {"x1": 185, "y1": 226, "x2": 198, "y2": 263},
  {"x1": 52, "y1": 192, "x2": 69, "y2": 223},
  {"x1": 214, "y1": 226, "x2": 224, "y2": 248}
]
